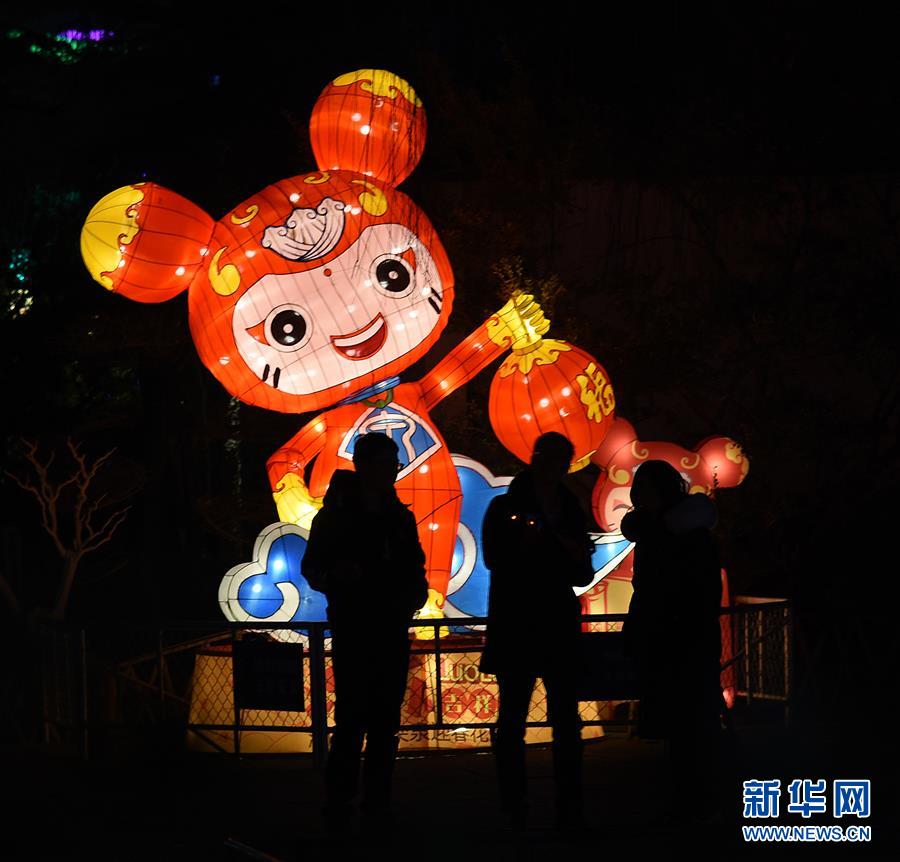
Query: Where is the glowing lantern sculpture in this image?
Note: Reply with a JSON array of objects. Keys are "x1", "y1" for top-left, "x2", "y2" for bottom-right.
[
  {"x1": 81, "y1": 69, "x2": 554, "y2": 627},
  {"x1": 489, "y1": 334, "x2": 615, "y2": 471},
  {"x1": 82, "y1": 68, "x2": 751, "y2": 752}
]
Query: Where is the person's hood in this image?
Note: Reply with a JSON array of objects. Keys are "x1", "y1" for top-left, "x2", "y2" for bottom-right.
[
  {"x1": 506, "y1": 467, "x2": 579, "y2": 509},
  {"x1": 662, "y1": 492, "x2": 718, "y2": 534},
  {"x1": 621, "y1": 492, "x2": 717, "y2": 541},
  {"x1": 322, "y1": 468, "x2": 411, "y2": 512},
  {"x1": 321, "y1": 469, "x2": 361, "y2": 508},
  {"x1": 507, "y1": 467, "x2": 537, "y2": 499}
]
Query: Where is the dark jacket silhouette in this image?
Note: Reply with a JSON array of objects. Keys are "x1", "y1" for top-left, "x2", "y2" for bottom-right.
[
  {"x1": 478, "y1": 463, "x2": 594, "y2": 828},
  {"x1": 479, "y1": 467, "x2": 595, "y2": 676},
  {"x1": 301, "y1": 466, "x2": 428, "y2": 823},
  {"x1": 302, "y1": 468, "x2": 428, "y2": 625},
  {"x1": 621, "y1": 492, "x2": 722, "y2": 738}
]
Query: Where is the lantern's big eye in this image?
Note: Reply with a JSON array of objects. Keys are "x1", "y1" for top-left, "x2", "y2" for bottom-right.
[
  {"x1": 265, "y1": 305, "x2": 311, "y2": 351},
  {"x1": 373, "y1": 255, "x2": 413, "y2": 297}
]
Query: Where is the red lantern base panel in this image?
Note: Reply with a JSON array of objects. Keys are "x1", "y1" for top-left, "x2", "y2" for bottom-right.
[{"x1": 186, "y1": 636, "x2": 609, "y2": 754}]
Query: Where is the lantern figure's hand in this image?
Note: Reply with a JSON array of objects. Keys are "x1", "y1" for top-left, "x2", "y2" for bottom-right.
[
  {"x1": 271, "y1": 473, "x2": 324, "y2": 532},
  {"x1": 413, "y1": 588, "x2": 450, "y2": 640},
  {"x1": 491, "y1": 291, "x2": 551, "y2": 351}
]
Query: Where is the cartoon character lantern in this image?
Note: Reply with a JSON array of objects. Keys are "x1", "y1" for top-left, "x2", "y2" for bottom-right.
[
  {"x1": 81, "y1": 69, "x2": 549, "y2": 623},
  {"x1": 489, "y1": 332, "x2": 615, "y2": 470}
]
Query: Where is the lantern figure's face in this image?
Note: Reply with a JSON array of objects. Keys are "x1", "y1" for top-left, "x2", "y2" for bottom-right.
[
  {"x1": 186, "y1": 172, "x2": 454, "y2": 413},
  {"x1": 599, "y1": 484, "x2": 635, "y2": 534},
  {"x1": 230, "y1": 223, "x2": 445, "y2": 397}
]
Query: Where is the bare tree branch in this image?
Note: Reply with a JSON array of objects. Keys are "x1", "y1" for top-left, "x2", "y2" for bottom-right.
[
  {"x1": 82, "y1": 506, "x2": 131, "y2": 554},
  {"x1": 4, "y1": 464, "x2": 67, "y2": 558},
  {"x1": 5, "y1": 439, "x2": 130, "y2": 618}
]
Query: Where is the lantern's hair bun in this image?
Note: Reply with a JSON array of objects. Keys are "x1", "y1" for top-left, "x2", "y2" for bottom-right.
[
  {"x1": 309, "y1": 69, "x2": 427, "y2": 188},
  {"x1": 591, "y1": 417, "x2": 638, "y2": 467},
  {"x1": 81, "y1": 183, "x2": 214, "y2": 304},
  {"x1": 698, "y1": 436, "x2": 750, "y2": 488}
]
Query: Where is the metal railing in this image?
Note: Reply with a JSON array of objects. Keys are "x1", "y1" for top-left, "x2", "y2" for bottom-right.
[
  {"x1": 36, "y1": 601, "x2": 791, "y2": 763},
  {"x1": 725, "y1": 597, "x2": 794, "y2": 719}
]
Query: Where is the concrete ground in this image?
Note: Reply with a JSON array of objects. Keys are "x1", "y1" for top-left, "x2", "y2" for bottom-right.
[{"x1": 5, "y1": 711, "x2": 897, "y2": 859}]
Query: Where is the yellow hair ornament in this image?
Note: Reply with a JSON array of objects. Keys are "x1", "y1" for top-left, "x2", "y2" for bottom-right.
[
  {"x1": 351, "y1": 180, "x2": 388, "y2": 216},
  {"x1": 631, "y1": 441, "x2": 649, "y2": 461},
  {"x1": 608, "y1": 465, "x2": 631, "y2": 485},
  {"x1": 209, "y1": 247, "x2": 240, "y2": 296},
  {"x1": 333, "y1": 69, "x2": 422, "y2": 107},
  {"x1": 725, "y1": 442, "x2": 745, "y2": 463},
  {"x1": 230, "y1": 205, "x2": 259, "y2": 226}
]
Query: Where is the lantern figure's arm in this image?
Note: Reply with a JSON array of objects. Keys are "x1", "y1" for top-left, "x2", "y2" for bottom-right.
[
  {"x1": 419, "y1": 292, "x2": 549, "y2": 410},
  {"x1": 266, "y1": 415, "x2": 328, "y2": 531}
]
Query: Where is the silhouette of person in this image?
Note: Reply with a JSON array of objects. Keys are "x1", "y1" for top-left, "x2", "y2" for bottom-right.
[
  {"x1": 479, "y1": 432, "x2": 595, "y2": 831},
  {"x1": 620, "y1": 459, "x2": 723, "y2": 816},
  {"x1": 301, "y1": 432, "x2": 429, "y2": 832}
]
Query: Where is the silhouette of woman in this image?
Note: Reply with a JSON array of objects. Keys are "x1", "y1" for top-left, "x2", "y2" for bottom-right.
[{"x1": 621, "y1": 459, "x2": 723, "y2": 815}]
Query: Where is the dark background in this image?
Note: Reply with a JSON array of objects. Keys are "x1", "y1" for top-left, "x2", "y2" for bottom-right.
[{"x1": 1, "y1": 4, "x2": 897, "y2": 729}]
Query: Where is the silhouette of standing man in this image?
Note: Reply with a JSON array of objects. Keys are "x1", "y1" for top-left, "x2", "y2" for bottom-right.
[
  {"x1": 480, "y1": 432, "x2": 595, "y2": 831},
  {"x1": 301, "y1": 432, "x2": 429, "y2": 832}
]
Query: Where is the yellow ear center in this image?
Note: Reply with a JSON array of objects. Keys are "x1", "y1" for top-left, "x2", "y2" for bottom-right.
[{"x1": 80, "y1": 185, "x2": 145, "y2": 290}]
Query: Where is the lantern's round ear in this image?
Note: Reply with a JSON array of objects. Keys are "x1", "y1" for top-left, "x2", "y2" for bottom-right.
[
  {"x1": 698, "y1": 436, "x2": 750, "y2": 488},
  {"x1": 310, "y1": 69, "x2": 426, "y2": 187},
  {"x1": 592, "y1": 417, "x2": 638, "y2": 468},
  {"x1": 81, "y1": 183, "x2": 215, "y2": 303}
]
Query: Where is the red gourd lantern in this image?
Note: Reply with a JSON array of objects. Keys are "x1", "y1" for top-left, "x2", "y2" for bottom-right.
[{"x1": 488, "y1": 299, "x2": 615, "y2": 470}]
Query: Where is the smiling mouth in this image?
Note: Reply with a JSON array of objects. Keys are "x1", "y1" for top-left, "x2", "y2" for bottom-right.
[{"x1": 331, "y1": 313, "x2": 387, "y2": 360}]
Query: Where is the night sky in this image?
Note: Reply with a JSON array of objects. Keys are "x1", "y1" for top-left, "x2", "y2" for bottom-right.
[{"x1": 1, "y1": 4, "x2": 897, "y2": 715}]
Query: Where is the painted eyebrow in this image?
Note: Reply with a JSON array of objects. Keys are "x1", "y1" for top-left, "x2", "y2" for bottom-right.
[{"x1": 399, "y1": 246, "x2": 417, "y2": 272}]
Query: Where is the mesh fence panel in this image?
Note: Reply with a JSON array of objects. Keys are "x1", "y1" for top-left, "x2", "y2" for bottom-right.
[{"x1": 41, "y1": 605, "x2": 789, "y2": 756}]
